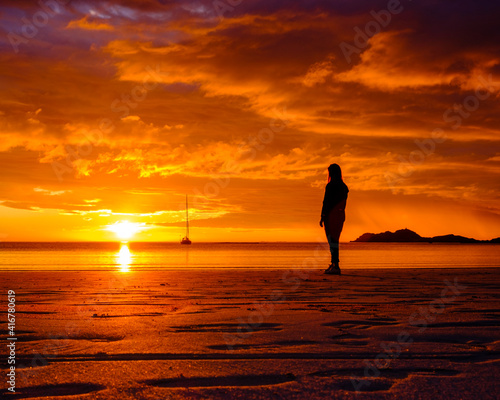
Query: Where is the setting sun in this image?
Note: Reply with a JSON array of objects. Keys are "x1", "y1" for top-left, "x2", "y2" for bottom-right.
[{"x1": 105, "y1": 221, "x2": 145, "y2": 240}]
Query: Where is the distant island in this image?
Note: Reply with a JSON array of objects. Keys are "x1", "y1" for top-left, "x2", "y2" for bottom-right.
[{"x1": 352, "y1": 228, "x2": 500, "y2": 243}]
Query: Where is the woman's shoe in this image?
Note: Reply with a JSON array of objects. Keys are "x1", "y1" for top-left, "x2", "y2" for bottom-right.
[{"x1": 325, "y1": 264, "x2": 341, "y2": 275}]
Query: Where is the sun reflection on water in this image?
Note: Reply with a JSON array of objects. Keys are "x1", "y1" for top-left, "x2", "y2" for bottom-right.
[{"x1": 117, "y1": 243, "x2": 132, "y2": 272}]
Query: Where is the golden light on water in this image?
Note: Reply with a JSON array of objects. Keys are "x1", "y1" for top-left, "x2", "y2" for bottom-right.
[{"x1": 117, "y1": 243, "x2": 132, "y2": 272}]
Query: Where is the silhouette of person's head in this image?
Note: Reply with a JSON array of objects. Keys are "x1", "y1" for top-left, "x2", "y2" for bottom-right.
[{"x1": 328, "y1": 163, "x2": 342, "y2": 182}]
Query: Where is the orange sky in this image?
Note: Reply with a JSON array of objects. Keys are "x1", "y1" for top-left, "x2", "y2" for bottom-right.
[{"x1": 0, "y1": 0, "x2": 499, "y2": 242}]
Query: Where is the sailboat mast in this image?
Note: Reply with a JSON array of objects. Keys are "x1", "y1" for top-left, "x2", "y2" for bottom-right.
[{"x1": 185, "y1": 195, "x2": 189, "y2": 238}]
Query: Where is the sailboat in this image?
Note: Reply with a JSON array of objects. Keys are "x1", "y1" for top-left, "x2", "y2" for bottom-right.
[{"x1": 180, "y1": 195, "x2": 192, "y2": 245}]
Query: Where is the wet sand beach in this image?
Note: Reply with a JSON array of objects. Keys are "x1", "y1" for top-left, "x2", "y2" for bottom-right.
[{"x1": 1, "y1": 267, "x2": 499, "y2": 399}]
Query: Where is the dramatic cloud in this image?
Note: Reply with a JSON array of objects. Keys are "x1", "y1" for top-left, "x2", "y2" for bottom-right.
[{"x1": 0, "y1": 0, "x2": 499, "y2": 241}]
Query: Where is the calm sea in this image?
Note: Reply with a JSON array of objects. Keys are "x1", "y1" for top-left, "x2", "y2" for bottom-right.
[{"x1": 0, "y1": 242, "x2": 498, "y2": 271}]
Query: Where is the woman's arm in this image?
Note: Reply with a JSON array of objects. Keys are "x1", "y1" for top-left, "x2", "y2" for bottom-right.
[{"x1": 320, "y1": 184, "x2": 331, "y2": 226}]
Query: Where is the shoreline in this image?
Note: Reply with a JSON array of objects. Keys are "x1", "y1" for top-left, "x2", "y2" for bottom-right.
[{"x1": 1, "y1": 266, "x2": 499, "y2": 273}]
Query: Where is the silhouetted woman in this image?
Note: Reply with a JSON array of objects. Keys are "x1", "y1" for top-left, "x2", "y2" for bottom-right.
[{"x1": 320, "y1": 164, "x2": 349, "y2": 275}]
